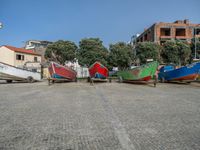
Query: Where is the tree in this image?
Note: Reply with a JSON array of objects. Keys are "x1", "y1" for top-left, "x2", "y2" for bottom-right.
[
  {"x1": 162, "y1": 40, "x2": 191, "y2": 65},
  {"x1": 191, "y1": 37, "x2": 200, "y2": 59},
  {"x1": 135, "y1": 42, "x2": 161, "y2": 64},
  {"x1": 77, "y1": 38, "x2": 109, "y2": 67},
  {"x1": 45, "y1": 40, "x2": 78, "y2": 64},
  {"x1": 177, "y1": 41, "x2": 192, "y2": 65},
  {"x1": 108, "y1": 42, "x2": 134, "y2": 69}
]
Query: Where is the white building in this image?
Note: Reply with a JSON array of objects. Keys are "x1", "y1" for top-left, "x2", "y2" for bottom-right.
[
  {"x1": 65, "y1": 60, "x2": 89, "y2": 78},
  {"x1": 0, "y1": 45, "x2": 41, "y2": 72}
]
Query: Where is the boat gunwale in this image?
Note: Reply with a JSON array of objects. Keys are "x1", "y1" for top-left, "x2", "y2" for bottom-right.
[
  {"x1": 160, "y1": 63, "x2": 200, "y2": 74},
  {"x1": 0, "y1": 61, "x2": 41, "y2": 74},
  {"x1": 119, "y1": 61, "x2": 158, "y2": 71},
  {"x1": 50, "y1": 61, "x2": 77, "y2": 74}
]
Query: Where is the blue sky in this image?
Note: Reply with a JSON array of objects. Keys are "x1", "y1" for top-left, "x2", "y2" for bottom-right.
[{"x1": 0, "y1": 0, "x2": 199, "y2": 48}]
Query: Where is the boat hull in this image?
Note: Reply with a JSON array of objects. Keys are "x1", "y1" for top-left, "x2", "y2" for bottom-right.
[
  {"x1": 89, "y1": 62, "x2": 108, "y2": 79},
  {"x1": 117, "y1": 61, "x2": 159, "y2": 81},
  {"x1": 158, "y1": 62, "x2": 200, "y2": 82},
  {"x1": 0, "y1": 62, "x2": 41, "y2": 81},
  {"x1": 48, "y1": 62, "x2": 77, "y2": 81}
]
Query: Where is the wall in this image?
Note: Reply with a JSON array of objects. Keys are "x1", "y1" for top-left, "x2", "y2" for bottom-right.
[
  {"x1": 75, "y1": 67, "x2": 89, "y2": 78},
  {"x1": 155, "y1": 22, "x2": 197, "y2": 44},
  {"x1": 0, "y1": 47, "x2": 15, "y2": 65},
  {"x1": 14, "y1": 52, "x2": 41, "y2": 68},
  {"x1": 42, "y1": 67, "x2": 50, "y2": 79}
]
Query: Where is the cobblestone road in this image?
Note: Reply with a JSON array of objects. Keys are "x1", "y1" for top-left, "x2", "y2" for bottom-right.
[{"x1": 0, "y1": 82, "x2": 200, "y2": 150}]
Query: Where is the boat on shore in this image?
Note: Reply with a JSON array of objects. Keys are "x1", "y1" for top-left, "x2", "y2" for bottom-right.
[
  {"x1": 0, "y1": 62, "x2": 41, "y2": 83},
  {"x1": 158, "y1": 62, "x2": 200, "y2": 82},
  {"x1": 89, "y1": 62, "x2": 109, "y2": 80},
  {"x1": 117, "y1": 61, "x2": 159, "y2": 82},
  {"x1": 48, "y1": 62, "x2": 77, "y2": 81}
]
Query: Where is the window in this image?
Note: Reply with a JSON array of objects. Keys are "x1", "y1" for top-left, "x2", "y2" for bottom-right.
[
  {"x1": 160, "y1": 28, "x2": 171, "y2": 36},
  {"x1": 144, "y1": 34, "x2": 148, "y2": 41},
  {"x1": 16, "y1": 54, "x2": 24, "y2": 60},
  {"x1": 196, "y1": 28, "x2": 200, "y2": 35},
  {"x1": 176, "y1": 28, "x2": 186, "y2": 36},
  {"x1": 32, "y1": 69, "x2": 37, "y2": 72},
  {"x1": 34, "y1": 57, "x2": 38, "y2": 62}
]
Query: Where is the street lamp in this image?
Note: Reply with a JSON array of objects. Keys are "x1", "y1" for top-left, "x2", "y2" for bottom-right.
[
  {"x1": 194, "y1": 27, "x2": 197, "y2": 59},
  {"x1": 0, "y1": 22, "x2": 3, "y2": 29},
  {"x1": 131, "y1": 35, "x2": 137, "y2": 56}
]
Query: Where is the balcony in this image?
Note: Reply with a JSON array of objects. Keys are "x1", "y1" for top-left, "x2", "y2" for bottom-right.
[{"x1": 160, "y1": 35, "x2": 173, "y2": 39}]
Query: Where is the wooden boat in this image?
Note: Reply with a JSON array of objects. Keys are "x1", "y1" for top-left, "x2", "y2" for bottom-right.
[
  {"x1": 0, "y1": 62, "x2": 41, "y2": 83},
  {"x1": 117, "y1": 61, "x2": 159, "y2": 82},
  {"x1": 158, "y1": 62, "x2": 200, "y2": 82},
  {"x1": 48, "y1": 62, "x2": 77, "y2": 81},
  {"x1": 89, "y1": 62, "x2": 109, "y2": 80}
]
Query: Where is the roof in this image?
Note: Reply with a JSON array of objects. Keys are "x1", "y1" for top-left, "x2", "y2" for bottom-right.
[{"x1": 3, "y1": 45, "x2": 41, "y2": 56}]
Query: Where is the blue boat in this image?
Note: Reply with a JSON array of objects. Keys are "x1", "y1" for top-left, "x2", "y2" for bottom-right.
[{"x1": 158, "y1": 62, "x2": 200, "y2": 82}]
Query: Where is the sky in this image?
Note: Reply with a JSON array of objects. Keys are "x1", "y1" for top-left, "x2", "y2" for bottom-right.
[{"x1": 0, "y1": 0, "x2": 200, "y2": 48}]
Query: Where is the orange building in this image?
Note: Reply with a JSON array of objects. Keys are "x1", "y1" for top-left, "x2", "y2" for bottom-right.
[{"x1": 136, "y1": 19, "x2": 200, "y2": 45}]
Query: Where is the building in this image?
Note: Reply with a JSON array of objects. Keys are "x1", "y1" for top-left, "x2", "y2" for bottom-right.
[
  {"x1": 25, "y1": 40, "x2": 52, "y2": 49},
  {"x1": 136, "y1": 19, "x2": 200, "y2": 45},
  {"x1": 0, "y1": 45, "x2": 41, "y2": 69},
  {"x1": 65, "y1": 59, "x2": 89, "y2": 78},
  {"x1": 24, "y1": 40, "x2": 53, "y2": 64}
]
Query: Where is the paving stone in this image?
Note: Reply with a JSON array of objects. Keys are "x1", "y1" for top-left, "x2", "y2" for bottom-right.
[{"x1": 0, "y1": 82, "x2": 199, "y2": 150}]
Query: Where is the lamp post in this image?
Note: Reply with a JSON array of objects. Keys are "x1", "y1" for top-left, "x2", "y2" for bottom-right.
[
  {"x1": 194, "y1": 27, "x2": 197, "y2": 59},
  {"x1": 0, "y1": 22, "x2": 3, "y2": 29},
  {"x1": 131, "y1": 35, "x2": 137, "y2": 56}
]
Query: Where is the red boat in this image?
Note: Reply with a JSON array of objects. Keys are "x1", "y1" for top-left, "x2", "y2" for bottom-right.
[
  {"x1": 48, "y1": 62, "x2": 77, "y2": 81},
  {"x1": 89, "y1": 62, "x2": 108, "y2": 79}
]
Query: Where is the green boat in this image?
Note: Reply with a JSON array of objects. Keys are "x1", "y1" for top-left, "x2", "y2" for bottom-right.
[{"x1": 117, "y1": 61, "x2": 159, "y2": 82}]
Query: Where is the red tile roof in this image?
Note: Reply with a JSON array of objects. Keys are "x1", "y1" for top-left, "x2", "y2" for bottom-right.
[{"x1": 3, "y1": 45, "x2": 41, "y2": 56}]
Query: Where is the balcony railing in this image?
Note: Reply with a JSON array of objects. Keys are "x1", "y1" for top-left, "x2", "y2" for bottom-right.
[{"x1": 175, "y1": 36, "x2": 187, "y2": 39}]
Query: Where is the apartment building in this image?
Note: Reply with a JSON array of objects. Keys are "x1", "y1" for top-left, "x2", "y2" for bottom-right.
[{"x1": 136, "y1": 19, "x2": 200, "y2": 45}]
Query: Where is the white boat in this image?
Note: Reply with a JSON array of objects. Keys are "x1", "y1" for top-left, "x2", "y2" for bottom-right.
[{"x1": 0, "y1": 62, "x2": 41, "y2": 83}]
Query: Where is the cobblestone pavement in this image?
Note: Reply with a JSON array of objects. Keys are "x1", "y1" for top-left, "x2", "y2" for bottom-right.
[{"x1": 0, "y1": 81, "x2": 200, "y2": 150}]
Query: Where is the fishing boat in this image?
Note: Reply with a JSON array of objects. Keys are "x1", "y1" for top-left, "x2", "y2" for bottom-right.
[
  {"x1": 117, "y1": 61, "x2": 159, "y2": 82},
  {"x1": 48, "y1": 62, "x2": 77, "y2": 81},
  {"x1": 158, "y1": 62, "x2": 200, "y2": 82},
  {"x1": 89, "y1": 62, "x2": 109, "y2": 80},
  {"x1": 0, "y1": 62, "x2": 41, "y2": 83}
]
